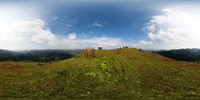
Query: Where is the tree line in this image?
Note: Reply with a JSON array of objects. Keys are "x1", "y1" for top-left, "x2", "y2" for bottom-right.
[
  {"x1": 156, "y1": 49, "x2": 200, "y2": 62},
  {"x1": 0, "y1": 49, "x2": 81, "y2": 62}
]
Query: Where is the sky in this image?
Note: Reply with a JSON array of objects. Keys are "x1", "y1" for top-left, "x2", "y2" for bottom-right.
[{"x1": 1, "y1": 0, "x2": 200, "y2": 50}]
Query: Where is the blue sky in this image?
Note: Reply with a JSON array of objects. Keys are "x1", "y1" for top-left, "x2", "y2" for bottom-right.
[{"x1": 1, "y1": 0, "x2": 200, "y2": 50}]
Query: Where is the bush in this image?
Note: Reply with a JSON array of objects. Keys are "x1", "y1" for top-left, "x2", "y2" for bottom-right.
[{"x1": 81, "y1": 48, "x2": 96, "y2": 59}]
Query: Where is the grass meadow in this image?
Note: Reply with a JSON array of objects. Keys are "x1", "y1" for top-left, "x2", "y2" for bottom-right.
[{"x1": 1, "y1": 48, "x2": 200, "y2": 99}]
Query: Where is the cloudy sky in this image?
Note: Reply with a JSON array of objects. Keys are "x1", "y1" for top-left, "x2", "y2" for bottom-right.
[{"x1": 1, "y1": 0, "x2": 200, "y2": 50}]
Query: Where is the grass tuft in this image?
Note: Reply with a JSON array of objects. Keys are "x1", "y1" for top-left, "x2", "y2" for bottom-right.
[{"x1": 80, "y1": 48, "x2": 95, "y2": 59}]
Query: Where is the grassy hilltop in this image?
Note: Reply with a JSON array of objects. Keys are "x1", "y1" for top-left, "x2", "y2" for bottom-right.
[{"x1": 1, "y1": 48, "x2": 200, "y2": 99}]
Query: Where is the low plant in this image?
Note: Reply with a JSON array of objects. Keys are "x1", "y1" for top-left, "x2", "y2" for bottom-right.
[
  {"x1": 81, "y1": 48, "x2": 96, "y2": 59},
  {"x1": 99, "y1": 59, "x2": 127, "y2": 83}
]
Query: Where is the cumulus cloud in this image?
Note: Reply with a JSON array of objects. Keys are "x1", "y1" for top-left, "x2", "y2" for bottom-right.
[
  {"x1": 145, "y1": 8, "x2": 200, "y2": 49},
  {"x1": 58, "y1": 35, "x2": 125, "y2": 49},
  {"x1": 15, "y1": 19, "x2": 55, "y2": 43},
  {"x1": 67, "y1": 32, "x2": 77, "y2": 40},
  {"x1": 139, "y1": 40, "x2": 152, "y2": 45},
  {"x1": 0, "y1": 16, "x2": 126, "y2": 50},
  {"x1": 0, "y1": 18, "x2": 57, "y2": 50},
  {"x1": 81, "y1": 36, "x2": 120, "y2": 47},
  {"x1": 131, "y1": 40, "x2": 154, "y2": 50},
  {"x1": 0, "y1": 3, "x2": 127, "y2": 50},
  {"x1": 92, "y1": 22, "x2": 102, "y2": 27},
  {"x1": 41, "y1": 34, "x2": 127, "y2": 50},
  {"x1": 146, "y1": 8, "x2": 200, "y2": 42}
]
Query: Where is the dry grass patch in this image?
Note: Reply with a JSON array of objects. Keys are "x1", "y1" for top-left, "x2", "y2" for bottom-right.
[{"x1": 81, "y1": 48, "x2": 96, "y2": 59}]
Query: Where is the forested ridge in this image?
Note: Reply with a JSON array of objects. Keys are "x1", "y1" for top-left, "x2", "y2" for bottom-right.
[
  {"x1": 0, "y1": 49, "x2": 81, "y2": 62},
  {"x1": 156, "y1": 49, "x2": 200, "y2": 62}
]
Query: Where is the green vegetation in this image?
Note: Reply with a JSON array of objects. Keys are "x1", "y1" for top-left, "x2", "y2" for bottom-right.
[
  {"x1": 1, "y1": 48, "x2": 200, "y2": 99},
  {"x1": 156, "y1": 48, "x2": 200, "y2": 62},
  {"x1": 0, "y1": 49, "x2": 81, "y2": 62}
]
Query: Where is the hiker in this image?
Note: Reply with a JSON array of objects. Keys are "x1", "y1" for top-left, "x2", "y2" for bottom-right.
[
  {"x1": 98, "y1": 46, "x2": 102, "y2": 50},
  {"x1": 117, "y1": 46, "x2": 122, "y2": 50}
]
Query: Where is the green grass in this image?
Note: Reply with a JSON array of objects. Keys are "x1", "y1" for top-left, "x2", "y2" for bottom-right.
[{"x1": 1, "y1": 48, "x2": 200, "y2": 99}]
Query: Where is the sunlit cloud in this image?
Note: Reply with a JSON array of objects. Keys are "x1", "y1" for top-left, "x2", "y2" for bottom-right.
[
  {"x1": 132, "y1": 40, "x2": 154, "y2": 50},
  {"x1": 0, "y1": 5, "x2": 48, "y2": 50},
  {"x1": 145, "y1": 8, "x2": 200, "y2": 49},
  {"x1": 2, "y1": 1, "x2": 200, "y2": 50},
  {"x1": 139, "y1": 40, "x2": 153, "y2": 45},
  {"x1": 0, "y1": 10, "x2": 131, "y2": 50},
  {"x1": 47, "y1": 35, "x2": 127, "y2": 49},
  {"x1": 92, "y1": 22, "x2": 102, "y2": 27},
  {"x1": 67, "y1": 32, "x2": 77, "y2": 40}
]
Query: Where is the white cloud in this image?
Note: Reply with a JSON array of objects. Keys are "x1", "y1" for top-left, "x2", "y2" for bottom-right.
[
  {"x1": 139, "y1": 40, "x2": 152, "y2": 45},
  {"x1": 0, "y1": 16, "x2": 57, "y2": 50},
  {"x1": 131, "y1": 40, "x2": 154, "y2": 50},
  {"x1": 81, "y1": 36, "x2": 120, "y2": 47},
  {"x1": 146, "y1": 24, "x2": 155, "y2": 32},
  {"x1": 145, "y1": 8, "x2": 200, "y2": 49},
  {"x1": 0, "y1": 3, "x2": 128, "y2": 50},
  {"x1": 67, "y1": 32, "x2": 77, "y2": 40},
  {"x1": 0, "y1": 14, "x2": 127, "y2": 50},
  {"x1": 53, "y1": 16, "x2": 58, "y2": 20},
  {"x1": 146, "y1": 8, "x2": 200, "y2": 42},
  {"x1": 92, "y1": 22, "x2": 102, "y2": 27},
  {"x1": 65, "y1": 24, "x2": 72, "y2": 27},
  {"x1": 15, "y1": 19, "x2": 56, "y2": 43},
  {"x1": 0, "y1": 5, "x2": 59, "y2": 50},
  {"x1": 53, "y1": 35, "x2": 127, "y2": 49}
]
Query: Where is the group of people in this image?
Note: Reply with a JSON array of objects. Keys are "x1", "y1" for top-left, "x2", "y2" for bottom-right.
[
  {"x1": 117, "y1": 46, "x2": 128, "y2": 50},
  {"x1": 98, "y1": 46, "x2": 143, "y2": 51}
]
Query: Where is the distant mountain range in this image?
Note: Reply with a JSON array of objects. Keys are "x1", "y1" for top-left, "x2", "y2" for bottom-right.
[
  {"x1": 154, "y1": 48, "x2": 200, "y2": 62},
  {"x1": 0, "y1": 49, "x2": 81, "y2": 62},
  {"x1": 1, "y1": 48, "x2": 200, "y2": 62}
]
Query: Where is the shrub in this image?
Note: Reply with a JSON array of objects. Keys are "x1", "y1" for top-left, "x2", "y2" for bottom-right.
[
  {"x1": 98, "y1": 59, "x2": 127, "y2": 83},
  {"x1": 81, "y1": 48, "x2": 95, "y2": 59},
  {"x1": 56, "y1": 70, "x2": 67, "y2": 76}
]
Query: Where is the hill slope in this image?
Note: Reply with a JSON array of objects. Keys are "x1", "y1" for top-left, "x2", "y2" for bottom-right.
[{"x1": 1, "y1": 48, "x2": 200, "y2": 99}]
